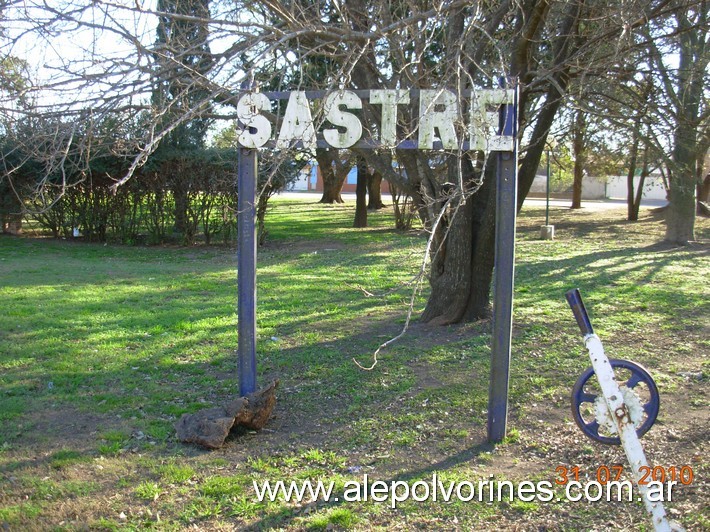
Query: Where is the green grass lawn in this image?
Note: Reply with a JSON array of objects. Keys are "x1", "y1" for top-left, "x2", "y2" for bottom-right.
[{"x1": 0, "y1": 198, "x2": 708, "y2": 530}]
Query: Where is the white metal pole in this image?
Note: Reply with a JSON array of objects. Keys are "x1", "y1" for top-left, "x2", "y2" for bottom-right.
[{"x1": 583, "y1": 334, "x2": 683, "y2": 532}]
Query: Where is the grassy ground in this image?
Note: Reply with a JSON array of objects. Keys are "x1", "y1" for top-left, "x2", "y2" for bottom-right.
[{"x1": 0, "y1": 198, "x2": 708, "y2": 531}]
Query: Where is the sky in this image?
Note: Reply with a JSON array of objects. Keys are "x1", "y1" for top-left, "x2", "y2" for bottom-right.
[{"x1": 3, "y1": 1, "x2": 161, "y2": 111}]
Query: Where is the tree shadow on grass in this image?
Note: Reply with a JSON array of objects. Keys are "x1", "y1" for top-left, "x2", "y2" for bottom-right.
[{"x1": 517, "y1": 241, "x2": 709, "y2": 307}]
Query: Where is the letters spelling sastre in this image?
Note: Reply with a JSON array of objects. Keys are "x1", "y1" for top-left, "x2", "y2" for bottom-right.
[{"x1": 236, "y1": 89, "x2": 514, "y2": 151}]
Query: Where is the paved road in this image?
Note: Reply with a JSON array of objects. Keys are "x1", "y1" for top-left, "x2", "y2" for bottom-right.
[{"x1": 276, "y1": 190, "x2": 668, "y2": 212}]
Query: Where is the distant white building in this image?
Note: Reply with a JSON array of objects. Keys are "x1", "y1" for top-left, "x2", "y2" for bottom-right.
[
  {"x1": 529, "y1": 174, "x2": 667, "y2": 201},
  {"x1": 605, "y1": 175, "x2": 667, "y2": 200},
  {"x1": 529, "y1": 174, "x2": 606, "y2": 199}
]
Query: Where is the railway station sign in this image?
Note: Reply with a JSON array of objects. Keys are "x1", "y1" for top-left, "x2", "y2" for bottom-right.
[{"x1": 235, "y1": 89, "x2": 514, "y2": 152}]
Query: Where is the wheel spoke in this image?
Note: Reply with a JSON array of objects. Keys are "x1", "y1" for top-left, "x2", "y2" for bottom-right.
[
  {"x1": 579, "y1": 392, "x2": 597, "y2": 403},
  {"x1": 626, "y1": 373, "x2": 642, "y2": 388}
]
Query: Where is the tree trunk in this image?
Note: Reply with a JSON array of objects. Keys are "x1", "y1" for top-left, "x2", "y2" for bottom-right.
[
  {"x1": 316, "y1": 149, "x2": 348, "y2": 204},
  {"x1": 367, "y1": 171, "x2": 385, "y2": 209},
  {"x1": 664, "y1": 11, "x2": 702, "y2": 245},
  {"x1": 626, "y1": 120, "x2": 641, "y2": 221},
  {"x1": 666, "y1": 175, "x2": 696, "y2": 243},
  {"x1": 354, "y1": 158, "x2": 368, "y2": 228},
  {"x1": 257, "y1": 190, "x2": 270, "y2": 245},
  {"x1": 632, "y1": 170, "x2": 647, "y2": 220},
  {"x1": 420, "y1": 158, "x2": 496, "y2": 324},
  {"x1": 420, "y1": 184, "x2": 476, "y2": 324},
  {"x1": 630, "y1": 145, "x2": 650, "y2": 221},
  {"x1": 627, "y1": 74, "x2": 654, "y2": 221},
  {"x1": 319, "y1": 174, "x2": 346, "y2": 203},
  {"x1": 463, "y1": 172, "x2": 497, "y2": 321},
  {"x1": 571, "y1": 108, "x2": 585, "y2": 209}
]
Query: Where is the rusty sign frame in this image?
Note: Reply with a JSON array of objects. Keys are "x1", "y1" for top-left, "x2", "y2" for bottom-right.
[{"x1": 237, "y1": 84, "x2": 518, "y2": 444}]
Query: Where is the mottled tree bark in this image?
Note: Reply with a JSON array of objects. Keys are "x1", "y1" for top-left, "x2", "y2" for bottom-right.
[{"x1": 420, "y1": 158, "x2": 497, "y2": 323}]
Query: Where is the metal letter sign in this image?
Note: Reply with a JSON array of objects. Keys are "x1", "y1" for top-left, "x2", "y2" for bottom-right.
[
  {"x1": 235, "y1": 88, "x2": 515, "y2": 150},
  {"x1": 237, "y1": 85, "x2": 518, "y2": 444}
]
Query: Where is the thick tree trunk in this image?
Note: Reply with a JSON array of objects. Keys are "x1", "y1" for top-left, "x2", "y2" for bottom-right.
[
  {"x1": 420, "y1": 190, "x2": 475, "y2": 325},
  {"x1": 664, "y1": 12, "x2": 701, "y2": 245},
  {"x1": 420, "y1": 159, "x2": 496, "y2": 324},
  {"x1": 257, "y1": 191, "x2": 270, "y2": 246},
  {"x1": 320, "y1": 174, "x2": 346, "y2": 203},
  {"x1": 367, "y1": 171, "x2": 385, "y2": 210},
  {"x1": 463, "y1": 172, "x2": 497, "y2": 321},
  {"x1": 665, "y1": 165, "x2": 696, "y2": 244},
  {"x1": 354, "y1": 159, "x2": 368, "y2": 227},
  {"x1": 571, "y1": 109, "x2": 585, "y2": 209},
  {"x1": 316, "y1": 149, "x2": 348, "y2": 204}
]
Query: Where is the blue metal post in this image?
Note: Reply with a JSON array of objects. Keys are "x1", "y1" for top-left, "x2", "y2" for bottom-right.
[
  {"x1": 565, "y1": 288, "x2": 594, "y2": 337},
  {"x1": 237, "y1": 145, "x2": 258, "y2": 396},
  {"x1": 488, "y1": 83, "x2": 518, "y2": 443},
  {"x1": 545, "y1": 150, "x2": 551, "y2": 227}
]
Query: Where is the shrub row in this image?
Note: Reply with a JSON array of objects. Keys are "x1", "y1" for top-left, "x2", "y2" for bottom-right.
[{"x1": 6, "y1": 147, "x2": 298, "y2": 245}]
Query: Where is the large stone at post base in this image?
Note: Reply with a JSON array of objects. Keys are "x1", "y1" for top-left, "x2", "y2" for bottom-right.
[
  {"x1": 228, "y1": 381, "x2": 278, "y2": 430},
  {"x1": 174, "y1": 406, "x2": 237, "y2": 449},
  {"x1": 175, "y1": 380, "x2": 278, "y2": 449}
]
